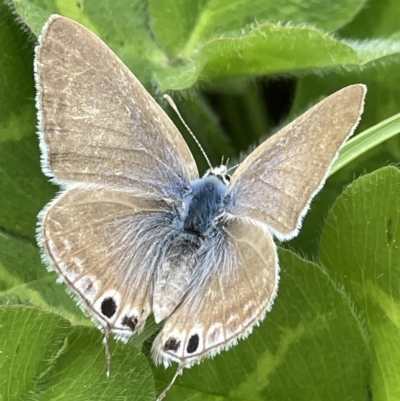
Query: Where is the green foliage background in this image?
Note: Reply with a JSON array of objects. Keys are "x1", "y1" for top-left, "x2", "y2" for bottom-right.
[{"x1": 0, "y1": 0, "x2": 400, "y2": 400}]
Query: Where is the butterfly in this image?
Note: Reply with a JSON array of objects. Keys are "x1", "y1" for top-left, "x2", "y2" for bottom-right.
[{"x1": 35, "y1": 14, "x2": 366, "y2": 395}]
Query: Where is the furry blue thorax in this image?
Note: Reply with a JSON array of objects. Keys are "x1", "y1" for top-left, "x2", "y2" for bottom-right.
[{"x1": 183, "y1": 175, "x2": 228, "y2": 237}]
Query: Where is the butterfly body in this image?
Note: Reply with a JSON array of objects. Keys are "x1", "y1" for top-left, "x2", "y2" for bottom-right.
[
  {"x1": 183, "y1": 173, "x2": 229, "y2": 237},
  {"x1": 35, "y1": 15, "x2": 366, "y2": 373},
  {"x1": 154, "y1": 170, "x2": 231, "y2": 322}
]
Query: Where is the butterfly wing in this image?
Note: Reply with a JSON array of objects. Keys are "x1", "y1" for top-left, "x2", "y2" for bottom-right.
[
  {"x1": 39, "y1": 187, "x2": 174, "y2": 338},
  {"x1": 35, "y1": 15, "x2": 198, "y2": 198},
  {"x1": 151, "y1": 85, "x2": 366, "y2": 367},
  {"x1": 152, "y1": 218, "x2": 278, "y2": 366},
  {"x1": 35, "y1": 15, "x2": 198, "y2": 336},
  {"x1": 229, "y1": 84, "x2": 366, "y2": 240}
]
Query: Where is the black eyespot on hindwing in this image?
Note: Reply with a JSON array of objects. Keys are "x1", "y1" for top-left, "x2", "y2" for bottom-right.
[
  {"x1": 186, "y1": 334, "x2": 199, "y2": 354},
  {"x1": 122, "y1": 315, "x2": 138, "y2": 331},
  {"x1": 164, "y1": 337, "x2": 181, "y2": 352},
  {"x1": 101, "y1": 297, "x2": 117, "y2": 318}
]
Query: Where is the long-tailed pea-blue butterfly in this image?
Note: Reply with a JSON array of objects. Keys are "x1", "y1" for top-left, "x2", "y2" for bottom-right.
[{"x1": 35, "y1": 14, "x2": 366, "y2": 400}]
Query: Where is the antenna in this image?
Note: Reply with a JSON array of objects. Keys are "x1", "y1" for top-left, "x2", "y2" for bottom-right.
[
  {"x1": 164, "y1": 94, "x2": 212, "y2": 169},
  {"x1": 227, "y1": 163, "x2": 240, "y2": 173},
  {"x1": 156, "y1": 364, "x2": 184, "y2": 401}
]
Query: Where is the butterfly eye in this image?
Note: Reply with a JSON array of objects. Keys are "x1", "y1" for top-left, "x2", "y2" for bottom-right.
[
  {"x1": 101, "y1": 297, "x2": 117, "y2": 318},
  {"x1": 163, "y1": 337, "x2": 181, "y2": 352},
  {"x1": 186, "y1": 334, "x2": 200, "y2": 353},
  {"x1": 121, "y1": 315, "x2": 138, "y2": 331},
  {"x1": 225, "y1": 174, "x2": 231, "y2": 182}
]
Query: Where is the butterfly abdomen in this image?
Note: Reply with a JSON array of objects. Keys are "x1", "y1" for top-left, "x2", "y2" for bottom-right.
[
  {"x1": 182, "y1": 176, "x2": 228, "y2": 237},
  {"x1": 152, "y1": 240, "x2": 198, "y2": 323}
]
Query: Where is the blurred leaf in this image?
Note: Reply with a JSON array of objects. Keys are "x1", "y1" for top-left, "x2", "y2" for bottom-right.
[
  {"x1": 346, "y1": 38, "x2": 400, "y2": 64},
  {"x1": 0, "y1": 2, "x2": 54, "y2": 241},
  {"x1": 166, "y1": 93, "x2": 234, "y2": 171},
  {"x1": 291, "y1": 60, "x2": 400, "y2": 137},
  {"x1": 153, "y1": 249, "x2": 368, "y2": 401},
  {"x1": 320, "y1": 166, "x2": 400, "y2": 401},
  {"x1": 339, "y1": 0, "x2": 400, "y2": 39}
]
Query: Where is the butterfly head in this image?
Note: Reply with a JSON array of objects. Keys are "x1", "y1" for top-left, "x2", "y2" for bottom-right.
[{"x1": 204, "y1": 165, "x2": 231, "y2": 185}]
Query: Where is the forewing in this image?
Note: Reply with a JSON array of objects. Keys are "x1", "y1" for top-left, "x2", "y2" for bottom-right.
[
  {"x1": 39, "y1": 187, "x2": 172, "y2": 339},
  {"x1": 35, "y1": 15, "x2": 198, "y2": 197},
  {"x1": 230, "y1": 84, "x2": 366, "y2": 239},
  {"x1": 152, "y1": 218, "x2": 278, "y2": 366}
]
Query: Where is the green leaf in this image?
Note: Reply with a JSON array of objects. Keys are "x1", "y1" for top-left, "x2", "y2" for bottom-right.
[
  {"x1": 331, "y1": 112, "x2": 400, "y2": 175},
  {"x1": 149, "y1": 0, "x2": 366, "y2": 57},
  {"x1": 339, "y1": 0, "x2": 400, "y2": 39},
  {"x1": 0, "y1": 306, "x2": 156, "y2": 401},
  {"x1": 320, "y1": 166, "x2": 400, "y2": 401},
  {"x1": 346, "y1": 38, "x2": 400, "y2": 64},
  {"x1": 155, "y1": 23, "x2": 359, "y2": 91},
  {"x1": 0, "y1": 306, "x2": 71, "y2": 400},
  {"x1": 0, "y1": 231, "x2": 88, "y2": 324},
  {"x1": 0, "y1": 2, "x2": 55, "y2": 241},
  {"x1": 38, "y1": 326, "x2": 155, "y2": 401},
  {"x1": 153, "y1": 249, "x2": 368, "y2": 401}
]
